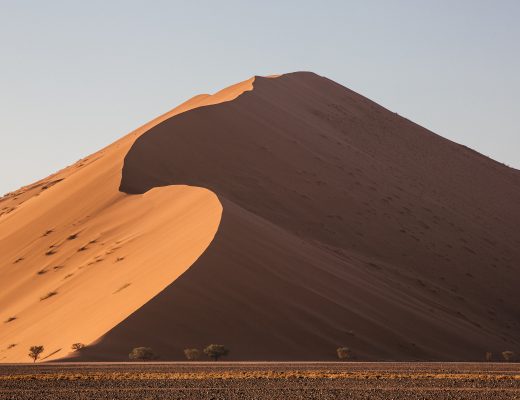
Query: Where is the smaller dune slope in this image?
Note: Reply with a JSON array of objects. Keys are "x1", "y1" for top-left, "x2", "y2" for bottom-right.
[
  {"x1": 0, "y1": 76, "x2": 258, "y2": 363},
  {"x1": 0, "y1": 180, "x2": 221, "y2": 362}
]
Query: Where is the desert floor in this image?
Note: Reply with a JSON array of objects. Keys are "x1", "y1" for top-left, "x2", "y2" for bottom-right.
[{"x1": 0, "y1": 362, "x2": 519, "y2": 399}]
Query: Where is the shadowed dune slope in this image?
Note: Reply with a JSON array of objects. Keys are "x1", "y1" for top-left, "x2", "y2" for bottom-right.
[
  {"x1": 83, "y1": 72, "x2": 520, "y2": 361},
  {"x1": 1, "y1": 72, "x2": 519, "y2": 362}
]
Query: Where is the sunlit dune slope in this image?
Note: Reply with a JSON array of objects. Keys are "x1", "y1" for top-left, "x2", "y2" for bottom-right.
[{"x1": 0, "y1": 78, "x2": 255, "y2": 362}]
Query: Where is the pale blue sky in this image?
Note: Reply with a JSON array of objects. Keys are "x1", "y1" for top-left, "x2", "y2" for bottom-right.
[{"x1": 1, "y1": 0, "x2": 519, "y2": 194}]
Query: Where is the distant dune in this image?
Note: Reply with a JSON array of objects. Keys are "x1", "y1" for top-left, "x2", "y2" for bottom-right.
[{"x1": 1, "y1": 72, "x2": 519, "y2": 362}]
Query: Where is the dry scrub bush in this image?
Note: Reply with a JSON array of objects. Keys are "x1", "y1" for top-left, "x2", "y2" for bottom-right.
[
  {"x1": 337, "y1": 347, "x2": 351, "y2": 361},
  {"x1": 29, "y1": 345, "x2": 44, "y2": 362},
  {"x1": 71, "y1": 343, "x2": 85, "y2": 351},
  {"x1": 128, "y1": 347, "x2": 157, "y2": 361},
  {"x1": 204, "y1": 344, "x2": 229, "y2": 361},
  {"x1": 184, "y1": 348, "x2": 201, "y2": 361}
]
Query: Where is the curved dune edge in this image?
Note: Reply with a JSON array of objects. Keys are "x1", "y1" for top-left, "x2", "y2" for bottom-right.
[
  {"x1": 92, "y1": 71, "x2": 519, "y2": 362},
  {"x1": 0, "y1": 75, "x2": 264, "y2": 362}
]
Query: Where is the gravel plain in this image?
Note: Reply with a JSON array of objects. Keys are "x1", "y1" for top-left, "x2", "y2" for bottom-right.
[{"x1": 0, "y1": 362, "x2": 519, "y2": 400}]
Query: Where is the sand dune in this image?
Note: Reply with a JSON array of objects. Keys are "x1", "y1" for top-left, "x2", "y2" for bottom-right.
[
  {"x1": 1, "y1": 72, "x2": 519, "y2": 362},
  {"x1": 0, "y1": 78, "x2": 252, "y2": 362}
]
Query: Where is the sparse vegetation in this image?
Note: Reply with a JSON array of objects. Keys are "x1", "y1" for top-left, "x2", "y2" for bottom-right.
[
  {"x1": 71, "y1": 343, "x2": 85, "y2": 351},
  {"x1": 4, "y1": 316, "x2": 16, "y2": 323},
  {"x1": 336, "y1": 347, "x2": 351, "y2": 361},
  {"x1": 28, "y1": 345, "x2": 44, "y2": 362},
  {"x1": 67, "y1": 233, "x2": 79, "y2": 240},
  {"x1": 203, "y1": 344, "x2": 229, "y2": 361},
  {"x1": 128, "y1": 347, "x2": 157, "y2": 361},
  {"x1": 184, "y1": 348, "x2": 201, "y2": 361},
  {"x1": 502, "y1": 350, "x2": 515, "y2": 361},
  {"x1": 40, "y1": 291, "x2": 58, "y2": 301}
]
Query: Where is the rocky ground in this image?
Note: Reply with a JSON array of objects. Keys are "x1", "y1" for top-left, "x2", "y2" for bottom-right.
[{"x1": 0, "y1": 362, "x2": 519, "y2": 399}]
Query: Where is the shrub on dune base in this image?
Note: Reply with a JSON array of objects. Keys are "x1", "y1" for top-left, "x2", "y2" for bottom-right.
[
  {"x1": 184, "y1": 348, "x2": 201, "y2": 361},
  {"x1": 128, "y1": 347, "x2": 157, "y2": 361},
  {"x1": 29, "y1": 345, "x2": 44, "y2": 362},
  {"x1": 203, "y1": 344, "x2": 229, "y2": 361},
  {"x1": 336, "y1": 347, "x2": 351, "y2": 361},
  {"x1": 71, "y1": 343, "x2": 85, "y2": 351}
]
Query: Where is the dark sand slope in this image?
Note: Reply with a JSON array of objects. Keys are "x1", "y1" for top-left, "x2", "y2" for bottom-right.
[
  {"x1": 1, "y1": 72, "x2": 519, "y2": 362},
  {"x1": 79, "y1": 72, "x2": 520, "y2": 360}
]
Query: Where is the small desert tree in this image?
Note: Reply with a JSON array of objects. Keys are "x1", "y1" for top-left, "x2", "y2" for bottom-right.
[
  {"x1": 502, "y1": 351, "x2": 515, "y2": 362},
  {"x1": 184, "y1": 348, "x2": 201, "y2": 361},
  {"x1": 128, "y1": 347, "x2": 157, "y2": 361},
  {"x1": 71, "y1": 343, "x2": 85, "y2": 352},
  {"x1": 29, "y1": 345, "x2": 44, "y2": 363},
  {"x1": 336, "y1": 347, "x2": 351, "y2": 361},
  {"x1": 203, "y1": 344, "x2": 229, "y2": 361}
]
